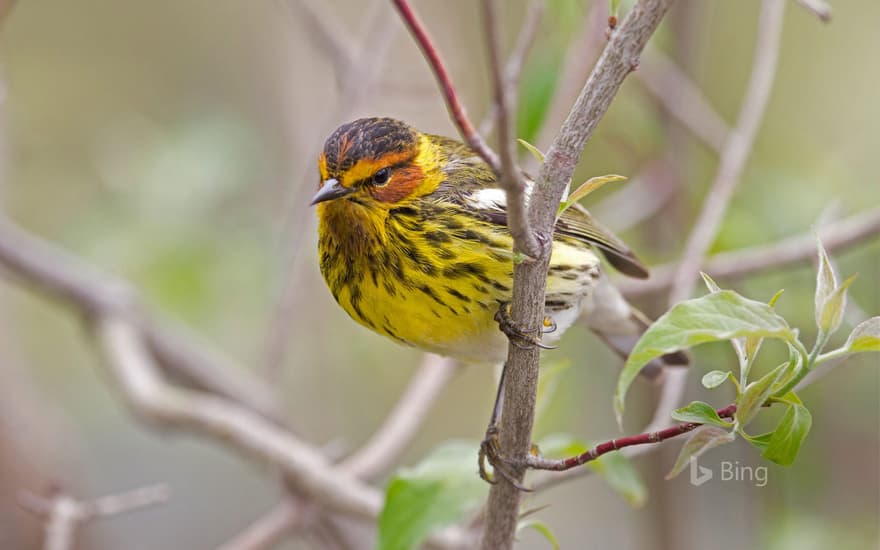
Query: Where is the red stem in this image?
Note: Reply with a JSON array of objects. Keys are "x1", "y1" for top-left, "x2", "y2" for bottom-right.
[
  {"x1": 391, "y1": 0, "x2": 501, "y2": 171},
  {"x1": 527, "y1": 404, "x2": 738, "y2": 471}
]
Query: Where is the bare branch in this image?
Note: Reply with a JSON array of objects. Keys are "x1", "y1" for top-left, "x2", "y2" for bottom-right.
[
  {"x1": 95, "y1": 315, "x2": 383, "y2": 520},
  {"x1": 619, "y1": 207, "x2": 880, "y2": 298},
  {"x1": 795, "y1": 0, "x2": 831, "y2": 22},
  {"x1": 215, "y1": 500, "x2": 304, "y2": 550},
  {"x1": 340, "y1": 354, "x2": 458, "y2": 479},
  {"x1": 637, "y1": 48, "x2": 730, "y2": 153},
  {"x1": 526, "y1": 405, "x2": 737, "y2": 471},
  {"x1": 18, "y1": 485, "x2": 170, "y2": 550},
  {"x1": 0, "y1": 218, "x2": 280, "y2": 419},
  {"x1": 483, "y1": 0, "x2": 540, "y2": 258},
  {"x1": 668, "y1": 0, "x2": 787, "y2": 305},
  {"x1": 481, "y1": 1, "x2": 674, "y2": 548},
  {"x1": 391, "y1": 0, "x2": 501, "y2": 171},
  {"x1": 479, "y1": 0, "x2": 546, "y2": 137}
]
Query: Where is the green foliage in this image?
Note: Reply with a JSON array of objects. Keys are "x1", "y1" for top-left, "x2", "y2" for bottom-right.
[
  {"x1": 666, "y1": 427, "x2": 735, "y2": 479},
  {"x1": 670, "y1": 401, "x2": 731, "y2": 428},
  {"x1": 614, "y1": 289, "x2": 797, "y2": 426},
  {"x1": 845, "y1": 317, "x2": 880, "y2": 352},
  {"x1": 377, "y1": 442, "x2": 487, "y2": 550},
  {"x1": 618, "y1": 237, "x2": 878, "y2": 479},
  {"x1": 556, "y1": 174, "x2": 627, "y2": 217},
  {"x1": 517, "y1": 520, "x2": 560, "y2": 550}
]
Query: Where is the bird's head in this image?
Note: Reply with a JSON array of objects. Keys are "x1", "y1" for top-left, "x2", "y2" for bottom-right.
[{"x1": 312, "y1": 118, "x2": 442, "y2": 211}]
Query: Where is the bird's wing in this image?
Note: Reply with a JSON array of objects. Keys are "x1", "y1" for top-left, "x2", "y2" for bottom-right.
[{"x1": 444, "y1": 182, "x2": 649, "y2": 279}]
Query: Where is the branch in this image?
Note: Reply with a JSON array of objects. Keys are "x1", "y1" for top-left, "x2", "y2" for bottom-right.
[
  {"x1": 339, "y1": 353, "x2": 458, "y2": 479},
  {"x1": 668, "y1": 0, "x2": 787, "y2": 305},
  {"x1": 0, "y1": 218, "x2": 280, "y2": 419},
  {"x1": 479, "y1": 0, "x2": 546, "y2": 137},
  {"x1": 215, "y1": 500, "x2": 305, "y2": 550},
  {"x1": 391, "y1": 0, "x2": 501, "y2": 171},
  {"x1": 481, "y1": 1, "x2": 674, "y2": 548},
  {"x1": 18, "y1": 484, "x2": 170, "y2": 550},
  {"x1": 526, "y1": 405, "x2": 737, "y2": 471},
  {"x1": 483, "y1": 0, "x2": 540, "y2": 258},
  {"x1": 795, "y1": 0, "x2": 831, "y2": 22},
  {"x1": 619, "y1": 207, "x2": 880, "y2": 298}
]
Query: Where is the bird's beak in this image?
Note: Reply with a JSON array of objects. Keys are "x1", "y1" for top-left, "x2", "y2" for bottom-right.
[{"x1": 310, "y1": 178, "x2": 354, "y2": 206}]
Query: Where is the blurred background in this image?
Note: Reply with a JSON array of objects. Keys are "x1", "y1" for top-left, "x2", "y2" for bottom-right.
[{"x1": 0, "y1": 0, "x2": 877, "y2": 548}]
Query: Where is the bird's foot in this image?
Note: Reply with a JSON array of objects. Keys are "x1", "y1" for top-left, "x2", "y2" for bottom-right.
[
  {"x1": 478, "y1": 424, "x2": 532, "y2": 492},
  {"x1": 494, "y1": 303, "x2": 557, "y2": 350}
]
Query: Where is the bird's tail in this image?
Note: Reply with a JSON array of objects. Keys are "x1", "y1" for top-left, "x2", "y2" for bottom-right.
[{"x1": 580, "y1": 277, "x2": 689, "y2": 380}]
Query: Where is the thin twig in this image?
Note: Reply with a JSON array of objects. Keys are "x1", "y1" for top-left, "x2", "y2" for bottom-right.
[
  {"x1": 668, "y1": 0, "x2": 787, "y2": 306},
  {"x1": 481, "y1": 2, "x2": 674, "y2": 548},
  {"x1": 18, "y1": 485, "x2": 170, "y2": 550},
  {"x1": 526, "y1": 405, "x2": 737, "y2": 471},
  {"x1": 479, "y1": 0, "x2": 546, "y2": 137},
  {"x1": 795, "y1": 0, "x2": 831, "y2": 22},
  {"x1": 340, "y1": 354, "x2": 458, "y2": 480},
  {"x1": 391, "y1": 0, "x2": 501, "y2": 171},
  {"x1": 483, "y1": 0, "x2": 540, "y2": 258},
  {"x1": 620, "y1": 207, "x2": 880, "y2": 298},
  {"x1": 214, "y1": 499, "x2": 305, "y2": 550},
  {"x1": 0, "y1": 217, "x2": 280, "y2": 419}
]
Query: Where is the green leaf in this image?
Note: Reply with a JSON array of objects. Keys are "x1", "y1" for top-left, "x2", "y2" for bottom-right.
[
  {"x1": 537, "y1": 434, "x2": 646, "y2": 507},
  {"x1": 743, "y1": 431, "x2": 774, "y2": 451},
  {"x1": 701, "y1": 370, "x2": 732, "y2": 390},
  {"x1": 763, "y1": 403, "x2": 812, "y2": 466},
  {"x1": 567, "y1": 174, "x2": 626, "y2": 204},
  {"x1": 615, "y1": 290, "x2": 796, "y2": 426},
  {"x1": 814, "y1": 237, "x2": 838, "y2": 326},
  {"x1": 736, "y1": 362, "x2": 787, "y2": 428},
  {"x1": 700, "y1": 272, "x2": 721, "y2": 293},
  {"x1": 817, "y1": 274, "x2": 857, "y2": 336},
  {"x1": 377, "y1": 442, "x2": 487, "y2": 550},
  {"x1": 518, "y1": 520, "x2": 560, "y2": 550},
  {"x1": 767, "y1": 289, "x2": 785, "y2": 308},
  {"x1": 557, "y1": 174, "x2": 627, "y2": 217},
  {"x1": 517, "y1": 138, "x2": 545, "y2": 164},
  {"x1": 609, "y1": 0, "x2": 622, "y2": 18},
  {"x1": 666, "y1": 426, "x2": 735, "y2": 480},
  {"x1": 671, "y1": 401, "x2": 731, "y2": 427},
  {"x1": 845, "y1": 316, "x2": 880, "y2": 352}
]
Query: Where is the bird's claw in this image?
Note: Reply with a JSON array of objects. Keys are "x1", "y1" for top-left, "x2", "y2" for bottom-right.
[
  {"x1": 494, "y1": 303, "x2": 557, "y2": 350},
  {"x1": 478, "y1": 425, "x2": 532, "y2": 492}
]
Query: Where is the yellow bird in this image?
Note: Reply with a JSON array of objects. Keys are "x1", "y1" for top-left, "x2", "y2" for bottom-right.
[{"x1": 312, "y1": 117, "x2": 684, "y2": 376}]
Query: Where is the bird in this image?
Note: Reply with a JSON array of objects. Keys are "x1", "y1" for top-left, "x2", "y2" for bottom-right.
[{"x1": 312, "y1": 116, "x2": 685, "y2": 375}]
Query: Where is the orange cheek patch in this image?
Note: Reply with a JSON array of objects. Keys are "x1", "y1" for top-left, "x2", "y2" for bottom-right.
[{"x1": 371, "y1": 164, "x2": 424, "y2": 203}]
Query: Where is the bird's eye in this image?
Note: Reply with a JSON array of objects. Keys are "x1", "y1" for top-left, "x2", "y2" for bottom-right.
[{"x1": 372, "y1": 167, "x2": 391, "y2": 186}]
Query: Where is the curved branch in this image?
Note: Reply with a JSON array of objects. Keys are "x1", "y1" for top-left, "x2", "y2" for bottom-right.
[{"x1": 392, "y1": 0, "x2": 500, "y2": 171}]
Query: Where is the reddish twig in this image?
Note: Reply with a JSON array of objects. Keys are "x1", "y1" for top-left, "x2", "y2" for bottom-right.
[
  {"x1": 525, "y1": 405, "x2": 737, "y2": 472},
  {"x1": 392, "y1": 0, "x2": 501, "y2": 171}
]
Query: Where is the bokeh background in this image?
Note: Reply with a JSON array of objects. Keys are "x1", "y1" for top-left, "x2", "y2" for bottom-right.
[{"x1": 0, "y1": 0, "x2": 878, "y2": 548}]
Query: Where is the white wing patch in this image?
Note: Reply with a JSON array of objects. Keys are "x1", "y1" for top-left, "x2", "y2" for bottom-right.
[{"x1": 464, "y1": 181, "x2": 535, "y2": 212}]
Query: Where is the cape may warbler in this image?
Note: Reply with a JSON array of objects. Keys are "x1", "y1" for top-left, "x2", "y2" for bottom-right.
[{"x1": 312, "y1": 117, "x2": 685, "y2": 377}]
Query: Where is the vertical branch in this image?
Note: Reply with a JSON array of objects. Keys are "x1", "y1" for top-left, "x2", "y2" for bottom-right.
[
  {"x1": 481, "y1": 1, "x2": 674, "y2": 548},
  {"x1": 482, "y1": 0, "x2": 540, "y2": 257}
]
